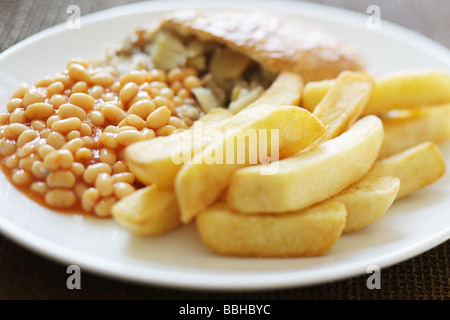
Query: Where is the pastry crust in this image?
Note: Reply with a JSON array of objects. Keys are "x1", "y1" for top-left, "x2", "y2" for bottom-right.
[{"x1": 135, "y1": 10, "x2": 365, "y2": 82}]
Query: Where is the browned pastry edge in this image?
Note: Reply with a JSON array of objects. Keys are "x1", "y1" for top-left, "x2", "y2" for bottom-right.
[{"x1": 129, "y1": 9, "x2": 366, "y2": 82}]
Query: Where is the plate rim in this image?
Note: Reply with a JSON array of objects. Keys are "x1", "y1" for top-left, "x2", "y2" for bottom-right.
[{"x1": 0, "y1": 0, "x2": 449, "y2": 291}]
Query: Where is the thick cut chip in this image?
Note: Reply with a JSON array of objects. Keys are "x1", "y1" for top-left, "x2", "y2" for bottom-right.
[
  {"x1": 126, "y1": 108, "x2": 233, "y2": 188},
  {"x1": 196, "y1": 201, "x2": 346, "y2": 257},
  {"x1": 378, "y1": 104, "x2": 450, "y2": 159},
  {"x1": 302, "y1": 69, "x2": 450, "y2": 115},
  {"x1": 330, "y1": 176, "x2": 400, "y2": 233},
  {"x1": 111, "y1": 185, "x2": 181, "y2": 236},
  {"x1": 175, "y1": 104, "x2": 325, "y2": 223},
  {"x1": 311, "y1": 71, "x2": 373, "y2": 144},
  {"x1": 227, "y1": 115, "x2": 383, "y2": 213},
  {"x1": 126, "y1": 72, "x2": 304, "y2": 189},
  {"x1": 362, "y1": 142, "x2": 445, "y2": 199}
]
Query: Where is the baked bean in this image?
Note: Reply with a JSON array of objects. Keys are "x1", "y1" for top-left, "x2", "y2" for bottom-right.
[
  {"x1": 81, "y1": 187, "x2": 100, "y2": 212},
  {"x1": 94, "y1": 197, "x2": 116, "y2": 217},
  {"x1": 91, "y1": 72, "x2": 115, "y2": 87},
  {"x1": 38, "y1": 144, "x2": 55, "y2": 159},
  {"x1": 102, "y1": 92, "x2": 117, "y2": 102},
  {"x1": 63, "y1": 138, "x2": 84, "y2": 154},
  {"x1": 9, "y1": 108, "x2": 26, "y2": 124},
  {"x1": 22, "y1": 88, "x2": 46, "y2": 107},
  {"x1": 0, "y1": 139, "x2": 16, "y2": 156},
  {"x1": 99, "y1": 148, "x2": 117, "y2": 165},
  {"x1": 17, "y1": 129, "x2": 38, "y2": 148},
  {"x1": 11, "y1": 84, "x2": 29, "y2": 99},
  {"x1": 127, "y1": 99, "x2": 155, "y2": 119},
  {"x1": 66, "y1": 130, "x2": 82, "y2": 141},
  {"x1": 168, "y1": 68, "x2": 184, "y2": 83},
  {"x1": 156, "y1": 125, "x2": 176, "y2": 136},
  {"x1": 12, "y1": 169, "x2": 32, "y2": 185},
  {"x1": 172, "y1": 95, "x2": 184, "y2": 107},
  {"x1": 116, "y1": 130, "x2": 145, "y2": 146},
  {"x1": 47, "y1": 81, "x2": 65, "y2": 96},
  {"x1": 118, "y1": 114, "x2": 146, "y2": 130},
  {"x1": 80, "y1": 136, "x2": 95, "y2": 149},
  {"x1": 79, "y1": 122, "x2": 93, "y2": 136},
  {"x1": 70, "y1": 93, "x2": 95, "y2": 111},
  {"x1": 120, "y1": 71, "x2": 146, "y2": 86},
  {"x1": 146, "y1": 106, "x2": 171, "y2": 129},
  {"x1": 7, "y1": 98, "x2": 22, "y2": 113},
  {"x1": 89, "y1": 85, "x2": 105, "y2": 99},
  {"x1": 71, "y1": 162, "x2": 85, "y2": 177},
  {"x1": 111, "y1": 81, "x2": 121, "y2": 93},
  {"x1": 89, "y1": 110, "x2": 105, "y2": 126},
  {"x1": 128, "y1": 92, "x2": 152, "y2": 107},
  {"x1": 44, "y1": 149, "x2": 73, "y2": 170},
  {"x1": 58, "y1": 103, "x2": 87, "y2": 120},
  {"x1": 46, "y1": 115, "x2": 60, "y2": 128},
  {"x1": 152, "y1": 96, "x2": 175, "y2": 114},
  {"x1": 170, "y1": 80, "x2": 183, "y2": 94},
  {"x1": 74, "y1": 182, "x2": 87, "y2": 200},
  {"x1": 30, "y1": 120, "x2": 46, "y2": 131},
  {"x1": 18, "y1": 155, "x2": 36, "y2": 171},
  {"x1": 24, "y1": 103, "x2": 54, "y2": 120},
  {"x1": 51, "y1": 117, "x2": 82, "y2": 134},
  {"x1": 31, "y1": 182, "x2": 48, "y2": 196},
  {"x1": 31, "y1": 161, "x2": 49, "y2": 179},
  {"x1": 71, "y1": 81, "x2": 88, "y2": 94},
  {"x1": 49, "y1": 94, "x2": 68, "y2": 109},
  {"x1": 119, "y1": 82, "x2": 139, "y2": 104},
  {"x1": 149, "y1": 69, "x2": 167, "y2": 82},
  {"x1": 111, "y1": 172, "x2": 135, "y2": 184},
  {"x1": 45, "y1": 189, "x2": 76, "y2": 208},
  {"x1": 95, "y1": 173, "x2": 114, "y2": 197},
  {"x1": 16, "y1": 143, "x2": 34, "y2": 158},
  {"x1": 4, "y1": 123, "x2": 28, "y2": 139},
  {"x1": 47, "y1": 170, "x2": 76, "y2": 189},
  {"x1": 183, "y1": 75, "x2": 202, "y2": 90},
  {"x1": 141, "y1": 128, "x2": 156, "y2": 140},
  {"x1": 46, "y1": 131, "x2": 67, "y2": 149},
  {"x1": 83, "y1": 163, "x2": 112, "y2": 185},
  {"x1": 54, "y1": 74, "x2": 75, "y2": 89},
  {"x1": 160, "y1": 87, "x2": 175, "y2": 100},
  {"x1": 68, "y1": 63, "x2": 90, "y2": 82},
  {"x1": 74, "y1": 147, "x2": 94, "y2": 162},
  {"x1": 112, "y1": 161, "x2": 128, "y2": 174},
  {"x1": 114, "y1": 182, "x2": 135, "y2": 199},
  {"x1": 168, "y1": 116, "x2": 186, "y2": 129},
  {"x1": 99, "y1": 131, "x2": 118, "y2": 149},
  {"x1": 101, "y1": 103, "x2": 126, "y2": 125}
]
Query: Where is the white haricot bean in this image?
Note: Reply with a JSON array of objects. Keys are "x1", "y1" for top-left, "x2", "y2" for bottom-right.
[
  {"x1": 31, "y1": 161, "x2": 49, "y2": 179},
  {"x1": 71, "y1": 162, "x2": 85, "y2": 177},
  {"x1": 69, "y1": 92, "x2": 95, "y2": 111},
  {"x1": 115, "y1": 129, "x2": 145, "y2": 146},
  {"x1": 95, "y1": 173, "x2": 114, "y2": 197},
  {"x1": 46, "y1": 170, "x2": 76, "y2": 189},
  {"x1": 62, "y1": 138, "x2": 84, "y2": 154},
  {"x1": 43, "y1": 149, "x2": 74, "y2": 170},
  {"x1": 11, "y1": 169, "x2": 32, "y2": 185},
  {"x1": 45, "y1": 189, "x2": 76, "y2": 208},
  {"x1": 24, "y1": 103, "x2": 54, "y2": 120},
  {"x1": 81, "y1": 187, "x2": 100, "y2": 213},
  {"x1": 51, "y1": 117, "x2": 82, "y2": 134},
  {"x1": 113, "y1": 182, "x2": 135, "y2": 199},
  {"x1": 111, "y1": 172, "x2": 135, "y2": 184},
  {"x1": 83, "y1": 163, "x2": 112, "y2": 185},
  {"x1": 58, "y1": 103, "x2": 87, "y2": 120},
  {"x1": 99, "y1": 148, "x2": 117, "y2": 165},
  {"x1": 94, "y1": 197, "x2": 116, "y2": 217},
  {"x1": 0, "y1": 139, "x2": 16, "y2": 156},
  {"x1": 46, "y1": 131, "x2": 66, "y2": 149},
  {"x1": 17, "y1": 129, "x2": 38, "y2": 148},
  {"x1": 101, "y1": 103, "x2": 126, "y2": 125},
  {"x1": 31, "y1": 181, "x2": 49, "y2": 195}
]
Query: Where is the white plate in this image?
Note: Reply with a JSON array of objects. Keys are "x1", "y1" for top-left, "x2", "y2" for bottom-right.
[{"x1": 0, "y1": 0, "x2": 449, "y2": 291}]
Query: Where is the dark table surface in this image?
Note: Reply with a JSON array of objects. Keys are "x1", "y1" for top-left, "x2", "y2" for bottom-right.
[{"x1": 0, "y1": 0, "x2": 449, "y2": 300}]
